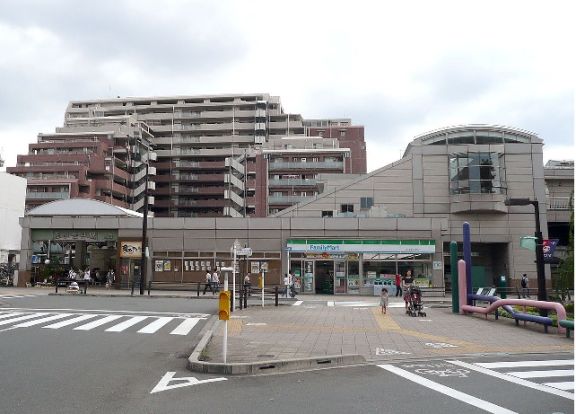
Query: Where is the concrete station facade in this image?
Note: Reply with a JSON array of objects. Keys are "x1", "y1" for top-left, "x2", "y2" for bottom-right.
[{"x1": 16, "y1": 124, "x2": 567, "y2": 295}]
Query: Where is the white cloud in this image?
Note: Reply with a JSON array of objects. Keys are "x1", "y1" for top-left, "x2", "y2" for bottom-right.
[{"x1": 0, "y1": 0, "x2": 574, "y2": 172}]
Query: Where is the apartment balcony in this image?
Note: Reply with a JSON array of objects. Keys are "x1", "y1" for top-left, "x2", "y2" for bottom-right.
[
  {"x1": 156, "y1": 148, "x2": 243, "y2": 158},
  {"x1": 268, "y1": 178, "x2": 318, "y2": 187},
  {"x1": 25, "y1": 191, "x2": 70, "y2": 200},
  {"x1": 173, "y1": 186, "x2": 225, "y2": 195},
  {"x1": 268, "y1": 120, "x2": 304, "y2": 129},
  {"x1": 548, "y1": 196, "x2": 572, "y2": 210},
  {"x1": 173, "y1": 160, "x2": 225, "y2": 170},
  {"x1": 174, "y1": 173, "x2": 225, "y2": 183},
  {"x1": 268, "y1": 161, "x2": 343, "y2": 171},
  {"x1": 177, "y1": 199, "x2": 226, "y2": 207},
  {"x1": 268, "y1": 195, "x2": 314, "y2": 205}
]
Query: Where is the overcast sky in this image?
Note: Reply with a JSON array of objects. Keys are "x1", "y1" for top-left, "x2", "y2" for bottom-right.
[{"x1": 0, "y1": 0, "x2": 574, "y2": 172}]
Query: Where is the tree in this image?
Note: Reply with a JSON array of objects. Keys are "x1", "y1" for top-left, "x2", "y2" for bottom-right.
[{"x1": 556, "y1": 193, "x2": 574, "y2": 301}]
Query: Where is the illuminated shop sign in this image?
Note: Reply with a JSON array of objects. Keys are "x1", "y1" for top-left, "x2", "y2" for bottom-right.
[{"x1": 287, "y1": 239, "x2": 435, "y2": 254}]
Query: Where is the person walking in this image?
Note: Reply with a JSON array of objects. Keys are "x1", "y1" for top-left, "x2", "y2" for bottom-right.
[
  {"x1": 211, "y1": 270, "x2": 220, "y2": 293},
  {"x1": 395, "y1": 273, "x2": 402, "y2": 297},
  {"x1": 203, "y1": 270, "x2": 213, "y2": 295},
  {"x1": 106, "y1": 268, "x2": 115, "y2": 289},
  {"x1": 402, "y1": 270, "x2": 414, "y2": 310},
  {"x1": 521, "y1": 273, "x2": 529, "y2": 298},
  {"x1": 380, "y1": 287, "x2": 389, "y2": 314},
  {"x1": 243, "y1": 273, "x2": 251, "y2": 296},
  {"x1": 283, "y1": 273, "x2": 291, "y2": 297}
]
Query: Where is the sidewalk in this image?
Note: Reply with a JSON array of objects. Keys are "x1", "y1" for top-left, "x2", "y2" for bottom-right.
[{"x1": 189, "y1": 295, "x2": 574, "y2": 375}]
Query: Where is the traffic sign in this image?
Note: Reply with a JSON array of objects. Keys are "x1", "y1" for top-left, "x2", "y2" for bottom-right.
[{"x1": 236, "y1": 247, "x2": 252, "y2": 256}]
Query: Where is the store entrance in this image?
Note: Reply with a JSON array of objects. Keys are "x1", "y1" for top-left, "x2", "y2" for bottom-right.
[{"x1": 315, "y1": 261, "x2": 333, "y2": 294}]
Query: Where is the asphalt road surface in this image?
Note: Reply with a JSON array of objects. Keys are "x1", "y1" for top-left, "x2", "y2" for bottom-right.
[{"x1": 0, "y1": 294, "x2": 573, "y2": 414}]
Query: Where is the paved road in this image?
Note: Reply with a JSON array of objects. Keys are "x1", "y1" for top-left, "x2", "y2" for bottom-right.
[
  {"x1": 146, "y1": 353, "x2": 574, "y2": 414},
  {"x1": 0, "y1": 295, "x2": 214, "y2": 414}
]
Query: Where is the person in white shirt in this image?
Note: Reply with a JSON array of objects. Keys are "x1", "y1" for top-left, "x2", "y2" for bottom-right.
[
  {"x1": 211, "y1": 270, "x2": 220, "y2": 292},
  {"x1": 203, "y1": 270, "x2": 213, "y2": 294}
]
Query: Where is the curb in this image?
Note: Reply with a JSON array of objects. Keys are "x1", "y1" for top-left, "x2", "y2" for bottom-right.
[{"x1": 187, "y1": 319, "x2": 365, "y2": 376}]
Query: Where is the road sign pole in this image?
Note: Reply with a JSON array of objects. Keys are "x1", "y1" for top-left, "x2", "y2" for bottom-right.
[{"x1": 261, "y1": 271, "x2": 265, "y2": 308}]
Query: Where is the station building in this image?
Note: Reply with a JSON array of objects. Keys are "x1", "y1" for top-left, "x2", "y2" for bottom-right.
[{"x1": 16, "y1": 125, "x2": 572, "y2": 295}]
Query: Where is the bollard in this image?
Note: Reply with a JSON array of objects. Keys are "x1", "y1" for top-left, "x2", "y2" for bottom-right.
[
  {"x1": 498, "y1": 275, "x2": 507, "y2": 299},
  {"x1": 83, "y1": 281, "x2": 87, "y2": 295},
  {"x1": 243, "y1": 288, "x2": 248, "y2": 308},
  {"x1": 55, "y1": 278, "x2": 59, "y2": 294},
  {"x1": 275, "y1": 286, "x2": 278, "y2": 307},
  {"x1": 197, "y1": 282, "x2": 200, "y2": 297},
  {"x1": 148, "y1": 280, "x2": 152, "y2": 296}
]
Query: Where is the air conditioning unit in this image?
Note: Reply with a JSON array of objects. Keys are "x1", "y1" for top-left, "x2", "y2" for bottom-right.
[
  {"x1": 148, "y1": 166, "x2": 157, "y2": 176},
  {"x1": 147, "y1": 181, "x2": 156, "y2": 191},
  {"x1": 147, "y1": 195, "x2": 155, "y2": 205},
  {"x1": 148, "y1": 152, "x2": 158, "y2": 161}
]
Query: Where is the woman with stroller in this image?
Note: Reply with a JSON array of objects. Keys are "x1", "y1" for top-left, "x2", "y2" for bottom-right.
[{"x1": 402, "y1": 270, "x2": 414, "y2": 310}]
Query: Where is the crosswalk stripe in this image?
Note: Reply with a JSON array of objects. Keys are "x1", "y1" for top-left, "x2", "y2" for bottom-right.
[
  {"x1": 138, "y1": 317, "x2": 173, "y2": 334},
  {"x1": 0, "y1": 312, "x2": 24, "y2": 320},
  {"x1": 74, "y1": 315, "x2": 124, "y2": 331},
  {"x1": 379, "y1": 364, "x2": 517, "y2": 414},
  {"x1": 449, "y1": 360, "x2": 574, "y2": 400},
  {"x1": 293, "y1": 301, "x2": 303, "y2": 306},
  {"x1": 508, "y1": 369, "x2": 574, "y2": 379},
  {"x1": 170, "y1": 318, "x2": 199, "y2": 336},
  {"x1": 14, "y1": 313, "x2": 73, "y2": 327},
  {"x1": 477, "y1": 360, "x2": 574, "y2": 369},
  {"x1": 0, "y1": 295, "x2": 25, "y2": 299},
  {"x1": 543, "y1": 382, "x2": 574, "y2": 391},
  {"x1": 105, "y1": 316, "x2": 149, "y2": 332},
  {"x1": 0, "y1": 313, "x2": 49, "y2": 326},
  {"x1": 43, "y1": 314, "x2": 99, "y2": 329}
]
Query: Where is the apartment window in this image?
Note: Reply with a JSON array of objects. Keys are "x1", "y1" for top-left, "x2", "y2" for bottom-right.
[
  {"x1": 322, "y1": 210, "x2": 333, "y2": 217},
  {"x1": 340, "y1": 130, "x2": 346, "y2": 137},
  {"x1": 301, "y1": 158, "x2": 307, "y2": 163},
  {"x1": 341, "y1": 204, "x2": 354, "y2": 213},
  {"x1": 360, "y1": 197, "x2": 374, "y2": 209}
]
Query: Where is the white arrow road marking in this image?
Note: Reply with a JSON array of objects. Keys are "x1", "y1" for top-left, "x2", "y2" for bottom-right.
[{"x1": 150, "y1": 372, "x2": 227, "y2": 394}]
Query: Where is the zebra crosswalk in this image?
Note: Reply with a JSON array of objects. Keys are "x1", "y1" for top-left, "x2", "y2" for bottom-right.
[
  {"x1": 0, "y1": 310, "x2": 207, "y2": 336},
  {"x1": 459, "y1": 358, "x2": 574, "y2": 393},
  {"x1": 0, "y1": 294, "x2": 38, "y2": 300}
]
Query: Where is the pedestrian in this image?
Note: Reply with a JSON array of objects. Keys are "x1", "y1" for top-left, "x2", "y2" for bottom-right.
[
  {"x1": 395, "y1": 273, "x2": 402, "y2": 297},
  {"x1": 211, "y1": 270, "x2": 220, "y2": 293},
  {"x1": 106, "y1": 268, "x2": 115, "y2": 289},
  {"x1": 521, "y1": 273, "x2": 529, "y2": 298},
  {"x1": 380, "y1": 287, "x2": 389, "y2": 314},
  {"x1": 283, "y1": 273, "x2": 290, "y2": 297},
  {"x1": 243, "y1": 273, "x2": 251, "y2": 296},
  {"x1": 83, "y1": 268, "x2": 92, "y2": 284},
  {"x1": 402, "y1": 270, "x2": 414, "y2": 309},
  {"x1": 203, "y1": 270, "x2": 213, "y2": 294}
]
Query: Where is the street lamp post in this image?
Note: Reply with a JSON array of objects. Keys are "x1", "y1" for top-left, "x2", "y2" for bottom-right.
[{"x1": 505, "y1": 197, "x2": 547, "y2": 315}]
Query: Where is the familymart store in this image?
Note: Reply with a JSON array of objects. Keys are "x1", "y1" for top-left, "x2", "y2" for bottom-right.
[{"x1": 286, "y1": 239, "x2": 438, "y2": 296}]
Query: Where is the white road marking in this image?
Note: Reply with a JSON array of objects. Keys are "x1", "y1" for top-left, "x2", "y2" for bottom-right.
[
  {"x1": 14, "y1": 313, "x2": 73, "y2": 327},
  {"x1": 245, "y1": 322, "x2": 267, "y2": 326},
  {"x1": 169, "y1": 318, "x2": 200, "y2": 336},
  {"x1": 543, "y1": 381, "x2": 574, "y2": 391},
  {"x1": 0, "y1": 313, "x2": 49, "y2": 326},
  {"x1": 293, "y1": 301, "x2": 303, "y2": 306},
  {"x1": 74, "y1": 315, "x2": 124, "y2": 331},
  {"x1": 105, "y1": 316, "x2": 149, "y2": 332},
  {"x1": 138, "y1": 317, "x2": 173, "y2": 334},
  {"x1": 1, "y1": 307, "x2": 209, "y2": 318},
  {"x1": 327, "y1": 301, "x2": 335, "y2": 307},
  {"x1": 0, "y1": 312, "x2": 24, "y2": 320},
  {"x1": 507, "y1": 370, "x2": 574, "y2": 379},
  {"x1": 43, "y1": 314, "x2": 99, "y2": 329},
  {"x1": 449, "y1": 360, "x2": 574, "y2": 400},
  {"x1": 379, "y1": 364, "x2": 517, "y2": 414},
  {"x1": 151, "y1": 371, "x2": 226, "y2": 394},
  {"x1": 476, "y1": 360, "x2": 574, "y2": 369}
]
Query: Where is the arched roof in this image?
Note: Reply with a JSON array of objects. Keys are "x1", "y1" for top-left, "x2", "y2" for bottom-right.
[{"x1": 26, "y1": 199, "x2": 143, "y2": 217}]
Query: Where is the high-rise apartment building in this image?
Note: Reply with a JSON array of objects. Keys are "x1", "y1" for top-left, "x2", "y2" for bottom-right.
[
  {"x1": 9, "y1": 94, "x2": 365, "y2": 217},
  {"x1": 8, "y1": 116, "x2": 153, "y2": 211}
]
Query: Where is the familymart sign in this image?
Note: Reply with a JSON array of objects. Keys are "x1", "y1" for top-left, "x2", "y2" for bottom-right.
[{"x1": 286, "y1": 239, "x2": 435, "y2": 254}]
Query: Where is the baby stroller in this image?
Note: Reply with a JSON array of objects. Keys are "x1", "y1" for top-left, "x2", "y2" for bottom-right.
[{"x1": 405, "y1": 286, "x2": 426, "y2": 317}]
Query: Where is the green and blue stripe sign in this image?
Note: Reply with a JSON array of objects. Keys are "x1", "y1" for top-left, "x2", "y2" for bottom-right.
[{"x1": 286, "y1": 239, "x2": 435, "y2": 254}]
